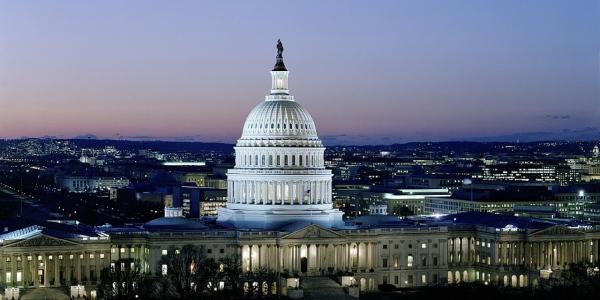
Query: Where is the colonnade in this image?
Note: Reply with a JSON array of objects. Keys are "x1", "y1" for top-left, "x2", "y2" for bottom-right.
[
  {"x1": 448, "y1": 237, "x2": 600, "y2": 270},
  {"x1": 241, "y1": 242, "x2": 378, "y2": 274},
  {"x1": 495, "y1": 240, "x2": 598, "y2": 269},
  {"x1": 1, "y1": 249, "x2": 110, "y2": 288},
  {"x1": 228, "y1": 179, "x2": 332, "y2": 205},
  {"x1": 235, "y1": 151, "x2": 324, "y2": 169}
]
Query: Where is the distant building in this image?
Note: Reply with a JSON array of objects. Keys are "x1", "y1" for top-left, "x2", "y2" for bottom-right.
[
  {"x1": 333, "y1": 185, "x2": 450, "y2": 217},
  {"x1": 477, "y1": 164, "x2": 556, "y2": 183},
  {"x1": 175, "y1": 186, "x2": 227, "y2": 218},
  {"x1": 55, "y1": 175, "x2": 129, "y2": 193},
  {"x1": 406, "y1": 175, "x2": 464, "y2": 191},
  {"x1": 369, "y1": 204, "x2": 387, "y2": 215}
]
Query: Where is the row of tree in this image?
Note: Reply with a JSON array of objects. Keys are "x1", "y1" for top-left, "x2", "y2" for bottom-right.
[{"x1": 96, "y1": 244, "x2": 280, "y2": 300}]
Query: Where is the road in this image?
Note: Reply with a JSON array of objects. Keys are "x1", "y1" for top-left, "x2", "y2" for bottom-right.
[{"x1": 0, "y1": 184, "x2": 63, "y2": 227}]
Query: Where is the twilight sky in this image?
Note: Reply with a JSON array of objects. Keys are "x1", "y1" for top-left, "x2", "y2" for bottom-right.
[{"x1": 0, "y1": 0, "x2": 599, "y2": 145}]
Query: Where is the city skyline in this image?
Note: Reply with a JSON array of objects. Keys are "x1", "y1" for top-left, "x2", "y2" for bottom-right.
[{"x1": 1, "y1": 0, "x2": 599, "y2": 145}]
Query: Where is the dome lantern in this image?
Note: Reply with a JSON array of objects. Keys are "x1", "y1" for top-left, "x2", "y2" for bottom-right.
[{"x1": 269, "y1": 39, "x2": 291, "y2": 98}]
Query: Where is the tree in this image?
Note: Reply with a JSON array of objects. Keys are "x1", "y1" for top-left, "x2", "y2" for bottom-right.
[
  {"x1": 218, "y1": 254, "x2": 243, "y2": 295},
  {"x1": 392, "y1": 205, "x2": 414, "y2": 217},
  {"x1": 97, "y1": 258, "x2": 162, "y2": 300},
  {"x1": 160, "y1": 244, "x2": 223, "y2": 299}
]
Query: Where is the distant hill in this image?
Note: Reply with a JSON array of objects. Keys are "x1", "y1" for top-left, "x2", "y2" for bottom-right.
[{"x1": 69, "y1": 139, "x2": 234, "y2": 153}]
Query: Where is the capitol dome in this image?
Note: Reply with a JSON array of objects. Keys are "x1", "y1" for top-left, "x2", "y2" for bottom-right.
[
  {"x1": 238, "y1": 100, "x2": 322, "y2": 147},
  {"x1": 217, "y1": 40, "x2": 344, "y2": 230}
]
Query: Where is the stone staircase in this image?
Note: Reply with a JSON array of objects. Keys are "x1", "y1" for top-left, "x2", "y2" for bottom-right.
[{"x1": 302, "y1": 276, "x2": 354, "y2": 300}]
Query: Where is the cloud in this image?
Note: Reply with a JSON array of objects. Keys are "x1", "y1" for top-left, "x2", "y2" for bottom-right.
[
  {"x1": 72, "y1": 134, "x2": 98, "y2": 140},
  {"x1": 457, "y1": 127, "x2": 600, "y2": 142},
  {"x1": 544, "y1": 114, "x2": 571, "y2": 120}
]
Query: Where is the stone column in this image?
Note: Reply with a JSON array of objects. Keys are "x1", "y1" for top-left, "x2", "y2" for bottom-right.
[
  {"x1": 297, "y1": 245, "x2": 302, "y2": 271},
  {"x1": 54, "y1": 255, "x2": 59, "y2": 286},
  {"x1": 315, "y1": 244, "x2": 320, "y2": 271},
  {"x1": 357, "y1": 242, "x2": 362, "y2": 269},
  {"x1": 249, "y1": 245, "x2": 253, "y2": 271},
  {"x1": 258, "y1": 245, "x2": 263, "y2": 269},
  {"x1": 365, "y1": 242, "x2": 370, "y2": 269}
]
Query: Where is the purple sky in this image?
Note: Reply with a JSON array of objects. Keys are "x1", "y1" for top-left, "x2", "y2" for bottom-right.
[{"x1": 1, "y1": 0, "x2": 599, "y2": 145}]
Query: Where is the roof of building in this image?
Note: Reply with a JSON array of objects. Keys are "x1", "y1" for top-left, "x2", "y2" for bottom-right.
[
  {"x1": 436, "y1": 211, "x2": 584, "y2": 230},
  {"x1": 142, "y1": 217, "x2": 209, "y2": 231}
]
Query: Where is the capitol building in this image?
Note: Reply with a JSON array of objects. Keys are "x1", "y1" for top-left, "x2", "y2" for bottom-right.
[{"x1": 1, "y1": 41, "x2": 600, "y2": 298}]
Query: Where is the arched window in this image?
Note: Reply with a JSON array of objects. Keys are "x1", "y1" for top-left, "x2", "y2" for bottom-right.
[
  {"x1": 269, "y1": 155, "x2": 273, "y2": 166},
  {"x1": 276, "y1": 155, "x2": 280, "y2": 166},
  {"x1": 284, "y1": 155, "x2": 288, "y2": 166},
  {"x1": 292, "y1": 155, "x2": 296, "y2": 166},
  {"x1": 255, "y1": 155, "x2": 258, "y2": 166},
  {"x1": 299, "y1": 155, "x2": 303, "y2": 166},
  {"x1": 261, "y1": 155, "x2": 265, "y2": 166}
]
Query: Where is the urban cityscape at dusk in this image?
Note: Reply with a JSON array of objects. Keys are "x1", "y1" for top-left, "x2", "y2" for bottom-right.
[{"x1": 1, "y1": 1, "x2": 600, "y2": 300}]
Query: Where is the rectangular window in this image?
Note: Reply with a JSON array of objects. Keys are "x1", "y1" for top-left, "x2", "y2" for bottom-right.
[
  {"x1": 6, "y1": 272, "x2": 11, "y2": 283},
  {"x1": 394, "y1": 275, "x2": 399, "y2": 284},
  {"x1": 407, "y1": 275, "x2": 413, "y2": 285},
  {"x1": 161, "y1": 264, "x2": 168, "y2": 275},
  {"x1": 382, "y1": 258, "x2": 388, "y2": 268},
  {"x1": 433, "y1": 257, "x2": 438, "y2": 266},
  {"x1": 421, "y1": 274, "x2": 427, "y2": 284},
  {"x1": 407, "y1": 255, "x2": 413, "y2": 267},
  {"x1": 422, "y1": 257, "x2": 427, "y2": 266},
  {"x1": 383, "y1": 244, "x2": 388, "y2": 249},
  {"x1": 421, "y1": 243, "x2": 427, "y2": 249},
  {"x1": 16, "y1": 271, "x2": 22, "y2": 282},
  {"x1": 100, "y1": 254, "x2": 105, "y2": 259},
  {"x1": 120, "y1": 248, "x2": 125, "y2": 253},
  {"x1": 162, "y1": 249, "x2": 168, "y2": 256}
]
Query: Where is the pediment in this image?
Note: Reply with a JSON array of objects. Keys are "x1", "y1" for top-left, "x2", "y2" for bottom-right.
[
  {"x1": 283, "y1": 224, "x2": 345, "y2": 240},
  {"x1": 4, "y1": 234, "x2": 80, "y2": 248},
  {"x1": 530, "y1": 225, "x2": 585, "y2": 237}
]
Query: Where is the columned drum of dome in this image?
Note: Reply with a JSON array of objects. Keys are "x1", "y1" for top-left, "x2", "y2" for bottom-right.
[{"x1": 217, "y1": 41, "x2": 344, "y2": 229}]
